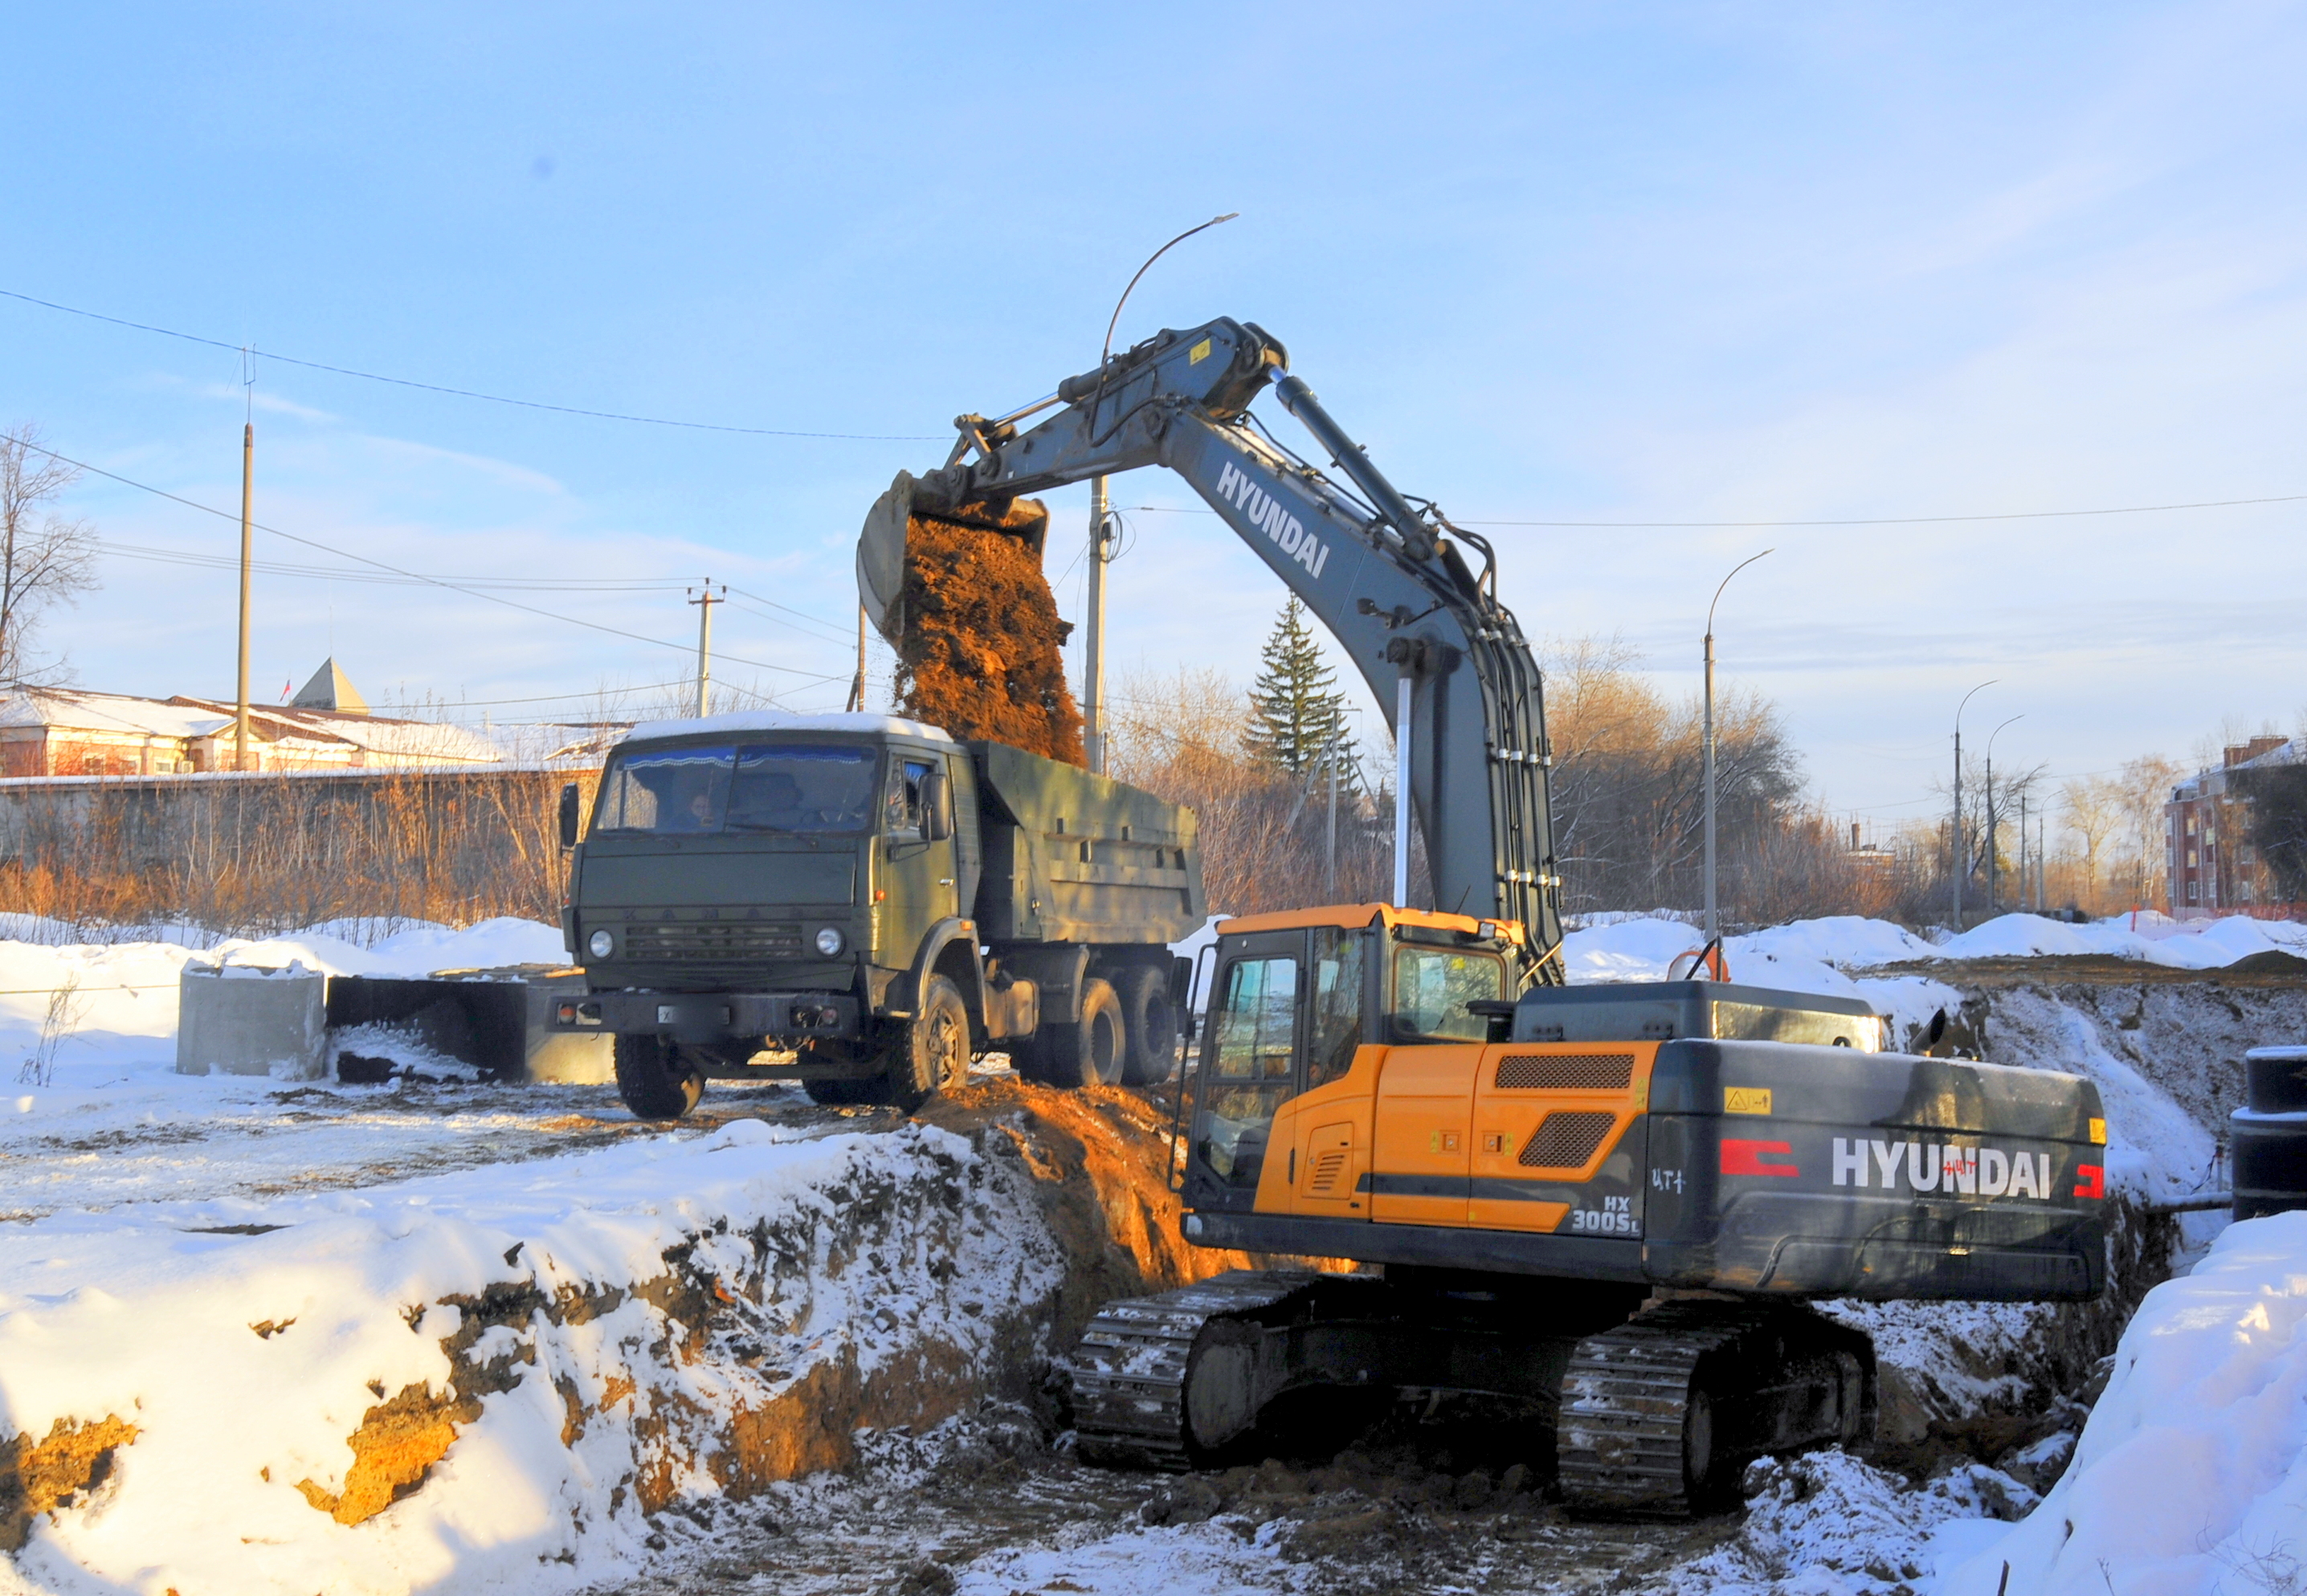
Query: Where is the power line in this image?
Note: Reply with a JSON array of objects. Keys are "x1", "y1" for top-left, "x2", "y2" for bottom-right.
[
  {"x1": 1121, "y1": 492, "x2": 2307, "y2": 529},
  {"x1": 20, "y1": 436, "x2": 848, "y2": 685},
  {"x1": 0, "y1": 286, "x2": 942, "y2": 442},
  {"x1": 96, "y1": 537, "x2": 695, "y2": 591}
]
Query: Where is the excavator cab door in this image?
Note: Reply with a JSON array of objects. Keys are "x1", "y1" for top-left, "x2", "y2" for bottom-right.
[{"x1": 1185, "y1": 931, "x2": 1303, "y2": 1208}]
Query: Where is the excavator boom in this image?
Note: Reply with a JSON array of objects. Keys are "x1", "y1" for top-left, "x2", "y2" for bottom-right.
[{"x1": 860, "y1": 316, "x2": 1562, "y2": 975}]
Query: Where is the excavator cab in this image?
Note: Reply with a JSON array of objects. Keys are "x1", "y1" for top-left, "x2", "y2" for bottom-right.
[{"x1": 1181, "y1": 904, "x2": 1519, "y2": 1207}]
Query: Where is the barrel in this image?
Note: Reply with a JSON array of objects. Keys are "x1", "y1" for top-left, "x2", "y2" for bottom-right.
[
  {"x1": 2234, "y1": 1046, "x2": 2307, "y2": 1219},
  {"x1": 2245, "y1": 1046, "x2": 2307, "y2": 1113}
]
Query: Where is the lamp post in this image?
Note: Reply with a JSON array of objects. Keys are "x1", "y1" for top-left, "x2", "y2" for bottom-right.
[
  {"x1": 1951, "y1": 680, "x2": 1997, "y2": 930},
  {"x1": 1984, "y1": 714, "x2": 2023, "y2": 914},
  {"x1": 1703, "y1": 549, "x2": 1773, "y2": 942}
]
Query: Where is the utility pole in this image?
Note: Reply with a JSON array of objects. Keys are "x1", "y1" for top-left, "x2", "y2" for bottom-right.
[
  {"x1": 846, "y1": 604, "x2": 867, "y2": 712},
  {"x1": 235, "y1": 418, "x2": 253, "y2": 772},
  {"x1": 687, "y1": 580, "x2": 725, "y2": 719},
  {"x1": 1083, "y1": 477, "x2": 1111, "y2": 774},
  {"x1": 1325, "y1": 735, "x2": 1340, "y2": 901},
  {"x1": 1952, "y1": 681, "x2": 1996, "y2": 930},
  {"x1": 1986, "y1": 715, "x2": 2023, "y2": 916},
  {"x1": 1703, "y1": 550, "x2": 1772, "y2": 942},
  {"x1": 2019, "y1": 790, "x2": 2030, "y2": 912}
]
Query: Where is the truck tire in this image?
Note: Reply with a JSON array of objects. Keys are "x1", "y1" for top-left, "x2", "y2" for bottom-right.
[
  {"x1": 881, "y1": 974, "x2": 972, "y2": 1112},
  {"x1": 1113, "y1": 964, "x2": 1178, "y2": 1086},
  {"x1": 1024, "y1": 978, "x2": 1126, "y2": 1090},
  {"x1": 615, "y1": 1034, "x2": 704, "y2": 1120}
]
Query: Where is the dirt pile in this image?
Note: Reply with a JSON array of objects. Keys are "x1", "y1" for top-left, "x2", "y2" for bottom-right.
[
  {"x1": 1, "y1": 1414, "x2": 137, "y2": 1553},
  {"x1": 892, "y1": 500, "x2": 1085, "y2": 765}
]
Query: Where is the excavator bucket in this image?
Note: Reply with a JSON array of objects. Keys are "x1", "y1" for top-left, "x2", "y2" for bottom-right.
[
  {"x1": 854, "y1": 470, "x2": 1082, "y2": 764},
  {"x1": 855, "y1": 470, "x2": 918, "y2": 645}
]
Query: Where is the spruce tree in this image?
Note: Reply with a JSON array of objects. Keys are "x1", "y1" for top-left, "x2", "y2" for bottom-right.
[{"x1": 1247, "y1": 598, "x2": 1353, "y2": 782}]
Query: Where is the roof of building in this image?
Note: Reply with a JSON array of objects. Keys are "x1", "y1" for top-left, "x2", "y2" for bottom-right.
[
  {"x1": 0, "y1": 688, "x2": 503, "y2": 764},
  {"x1": 292, "y1": 658, "x2": 369, "y2": 715}
]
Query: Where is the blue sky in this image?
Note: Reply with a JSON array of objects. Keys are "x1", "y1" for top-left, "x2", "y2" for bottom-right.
[{"x1": 4, "y1": 2, "x2": 2304, "y2": 824}]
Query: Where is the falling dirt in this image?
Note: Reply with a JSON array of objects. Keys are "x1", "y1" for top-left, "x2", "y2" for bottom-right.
[
  {"x1": 892, "y1": 499, "x2": 1086, "y2": 765},
  {"x1": 1, "y1": 1414, "x2": 138, "y2": 1552}
]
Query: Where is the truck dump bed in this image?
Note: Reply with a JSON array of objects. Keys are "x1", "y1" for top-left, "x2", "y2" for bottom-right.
[{"x1": 967, "y1": 740, "x2": 1205, "y2": 945}]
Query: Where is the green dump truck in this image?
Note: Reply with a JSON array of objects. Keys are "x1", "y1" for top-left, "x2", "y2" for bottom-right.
[{"x1": 549, "y1": 712, "x2": 1207, "y2": 1119}]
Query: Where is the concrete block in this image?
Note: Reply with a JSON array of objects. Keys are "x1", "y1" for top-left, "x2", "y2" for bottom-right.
[{"x1": 176, "y1": 964, "x2": 329, "y2": 1079}]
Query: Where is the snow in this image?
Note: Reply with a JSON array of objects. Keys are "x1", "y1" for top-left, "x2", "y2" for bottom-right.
[
  {"x1": 1562, "y1": 909, "x2": 2307, "y2": 987},
  {"x1": 622, "y1": 710, "x2": 954, "y2": 745},
  {"x1": 1939, "y1": 1210, "x2": 2307, "y2": 1596},
  {"x1": 0, "y1": 1115, "x2": 1064, "y2": 1594}
]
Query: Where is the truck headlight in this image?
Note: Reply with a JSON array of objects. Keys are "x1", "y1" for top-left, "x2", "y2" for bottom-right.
[
  {"x1": 587, "y1": 929, "x2": 615, "y2": 959},
  {"x1": 815, "y1": 927, "x2": 845, "y2": 957}
]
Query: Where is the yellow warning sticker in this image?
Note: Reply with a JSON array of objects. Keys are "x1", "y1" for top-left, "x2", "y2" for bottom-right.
[
  {"x1": 1189, "y1": 337, "x2": 1213, "y2": 364},
  {"x1": 1724, "y1": 1087, "x2": 1773, "y2": 1116},
  {"x1": 2089, "y1": 1117, "x2": 2107, "y2": 1145}
]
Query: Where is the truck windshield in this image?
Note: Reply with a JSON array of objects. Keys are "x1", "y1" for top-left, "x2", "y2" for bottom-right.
[{"x1": 593, "y1": 744, "x2": 878, "y2": 836}]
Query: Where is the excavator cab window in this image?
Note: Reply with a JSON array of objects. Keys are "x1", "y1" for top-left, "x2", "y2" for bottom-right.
[
  {"x1": 1390, "y1": 944, "x2": 1505, "y2": 1042},
  {"x1": 1197, "y1": 948, "x2": 1300, "y2": 1189}
]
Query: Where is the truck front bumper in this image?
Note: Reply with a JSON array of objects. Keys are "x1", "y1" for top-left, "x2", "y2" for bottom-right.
[{"x1": 547, "y1": 990, "x2": 863, "y2": 1047}]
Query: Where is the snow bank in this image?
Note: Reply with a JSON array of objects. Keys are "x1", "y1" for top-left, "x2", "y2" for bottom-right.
[
  {"x1": 1562, "y1": 910, "x2": 2307, "y2": 986},
  {"x1": 1941, "y1": 1210, "x2": 2307, "y2": 1596},
  {"x1": 0, "y1": 1116, "x2": 1065, "y2": 1594}
]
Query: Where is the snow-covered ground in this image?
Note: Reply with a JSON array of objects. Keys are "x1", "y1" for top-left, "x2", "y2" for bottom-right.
[{"x1": 5, "y1": 908, "x2": 2306, "y2": 1594}]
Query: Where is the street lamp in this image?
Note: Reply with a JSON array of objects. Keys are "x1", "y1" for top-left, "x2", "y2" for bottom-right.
[
  {"x1": 1704, "y1": 549, "x2": 1773, "y2": 942},
  {"x1": 1984, "y1": 714, "x2": 2023, "y2": 913},
  {"x1": 1951, "y1": 680, "x2": 1998, "y2": 930}
]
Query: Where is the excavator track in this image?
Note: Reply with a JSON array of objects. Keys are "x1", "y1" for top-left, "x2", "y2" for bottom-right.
[
  {"x1": 1066, "y1": 1270, "x2": 1321, "y2": 1471},
  {"x1": 1557, "y1": 1299, "x2": 1872, "y2": 1517}
]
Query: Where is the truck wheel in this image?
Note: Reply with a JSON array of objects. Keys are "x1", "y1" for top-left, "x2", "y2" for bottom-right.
[
  {"x1": 1027, "y1": 978, "x2": 1126, "y2": 1090},
  {"x1": 883, "y1": 974, "x2": 971, "y2": 1112},
  {"x1": 614, "y1": 1034, "x2": 704, "y2": 1120},
  {"x1": 1113, "y1": 965, "x2": 1178, "y2": 1086}
]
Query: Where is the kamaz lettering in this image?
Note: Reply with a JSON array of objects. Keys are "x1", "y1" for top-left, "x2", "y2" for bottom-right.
[
  {"x1": 1214, "y1": 461, "x2": 1332, "y2": 578},
  {"x1": 1829, "y1": 1137, "x2": 2084, "y2": 1199}
]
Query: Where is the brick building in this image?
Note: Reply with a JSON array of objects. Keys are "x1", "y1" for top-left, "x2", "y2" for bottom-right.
[{"x1": 2166, "y1": 735, "x2": 2304, "y2": 920}]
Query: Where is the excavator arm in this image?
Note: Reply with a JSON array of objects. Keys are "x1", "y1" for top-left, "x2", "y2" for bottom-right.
[{"x1": 860, "y1": 316, "x2": 1564, "y2": 978}]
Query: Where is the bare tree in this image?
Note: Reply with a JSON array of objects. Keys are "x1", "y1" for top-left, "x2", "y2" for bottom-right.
[
  {"x1": 2060, "y1": 776, "x2": 2125, "y2": 906},
  {"x1": 0, "y1": 425, "x2": 100, "y2": 684}
]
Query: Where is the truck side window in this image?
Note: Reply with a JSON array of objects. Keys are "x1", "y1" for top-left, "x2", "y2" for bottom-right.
[
  {"x1": 1392, "y1": 947, "x2": 1505, "y2": 1041},
  {"x1": 1199, "y1": 956, "x2": 1298, "y2": 1187},
  {"x1": 1307, "y1": 928, "x2": 1364, "y2": 1089},
  {"x1": 884, "y1": 758, "x2": 936, "y2": 836}
]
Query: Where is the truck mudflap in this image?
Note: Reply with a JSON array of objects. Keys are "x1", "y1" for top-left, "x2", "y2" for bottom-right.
[{"x1": 1642, "y1": 1039, "x2": 2109, "y2": 1301}]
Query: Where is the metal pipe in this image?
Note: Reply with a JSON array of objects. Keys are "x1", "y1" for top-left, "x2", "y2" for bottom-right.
[
  {"x1": 1394, "y1": 675, "x2": 1413, "y2": 907},
  {"x1": 1273, "y1": 374, "x2": 1436, "y2": 561},
  {"x1": 1986, "y1": 714, "x2": 2023, "y2": 914}
]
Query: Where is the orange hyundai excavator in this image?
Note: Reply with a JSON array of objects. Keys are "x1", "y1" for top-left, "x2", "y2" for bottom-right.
[{"x1": 868, "y1": 316, "x2": 2107, "y2": 1512}]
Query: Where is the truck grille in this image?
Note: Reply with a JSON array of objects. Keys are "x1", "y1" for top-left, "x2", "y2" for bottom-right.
[
  {"x1": 1493, "y1": 1052, "x2": 1634, "y2": 1091},
  {"x1": 621, "y1": 921, "x2": 804, "y2": 962}
]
